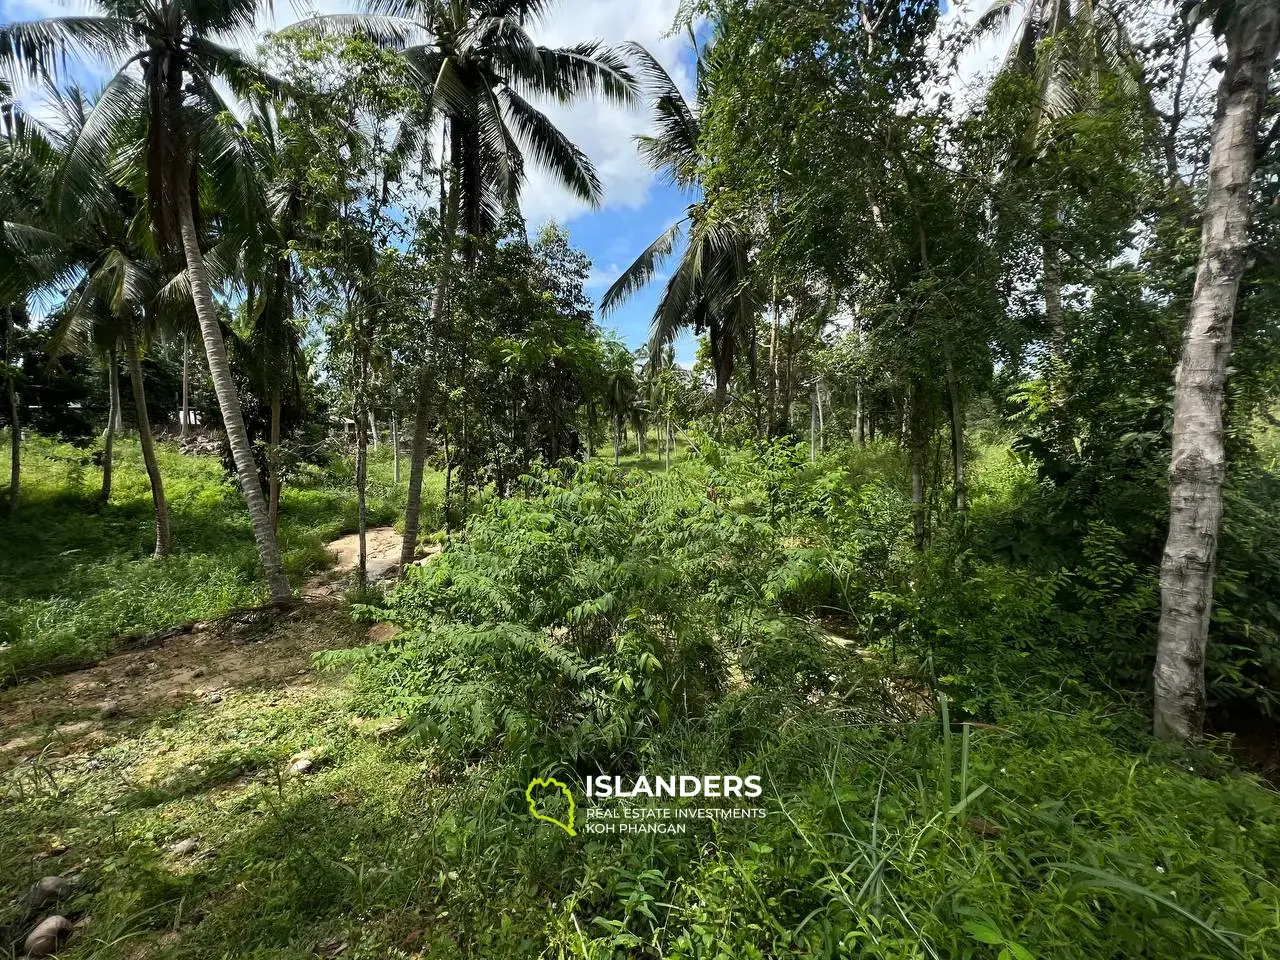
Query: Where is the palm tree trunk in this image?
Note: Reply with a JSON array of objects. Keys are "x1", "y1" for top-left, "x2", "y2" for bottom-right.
[
  {"x1": 356, "y1": 391, "x2": 368, "y2": 584},
  {"x1": 268, "y1": 383, "x2": 282, "y2": 531},
  {"x1": 392, "y1": 411, "x2": 400, "y2": 484},
  {"x1": 109, "y1": 350, "x2": 124, "y2": 433},
  {"x1": 176, "y1": 181, "x2": 290, "y2": 602},
  {"x1": 102, "y1": 347, "x2": 118, "y2": 502},
  {"x1": 5, "y1": 305, "x2": 20, "y2": 514},
  {"x1": 400, "y1": 147, "x2": 461, "y2": 572},
  {"x1": 1154, "y1": 4, "x2": 1280, "y2": 742},
  {"x1": 125, "y1": 323, "x2": 171, "y2": 557},
  {"x1": 180, "y1": 333, "x2": 190, "y2": 439}
]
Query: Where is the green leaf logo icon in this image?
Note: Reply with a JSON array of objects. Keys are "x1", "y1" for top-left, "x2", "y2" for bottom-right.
[{"x1": 526, "y1": 777, "x2": 577, "y2": 836}]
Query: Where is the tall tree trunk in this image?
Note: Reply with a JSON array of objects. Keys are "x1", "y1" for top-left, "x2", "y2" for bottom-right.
[
  {"x1": 908, "y1": 387, "x2": 925, "y2": 551},
  {"x1": 809, "y1": 383, "x2": 818, "y2": 463},
  {"x1": 392, "y1": 411, "x2": 400, "y2": 484},
  {"x1": 179, "y1": 333, "x2": 190, "y2": 439},
  {"x1": 356, "y1": 391, "x2": 368, "y2": 585},
  {"x1": 854, "y1": 380, "x2": 864, "y2": 446},
  {"x1": 268, "y1": 383, "x2": 282, "y2": 531},
  {"x1": 368, "y1": 411, "x2": 378, "y2": 452},
  {"x1": 945, "y1": 354, "x2": 967, "y2": 512},
  {"x1": 109, "y1": 351, "x2": 124, "y2": 433},
  {"x1": 177, "y1": 182, "x2": 290, "y2": 601},
  {"x1": 613, "y1": 414, "x2": 621, "y2": 466},
  {"x1": 125, "y1": 322, "x2": 171, "y2": 557},
  {"x1": 1043, "y1": 235, "x2": 1064, "y2": 360},
  {"x1": 400, "y1": 141, "x2": 461, "y2": 572},
  {"x1": 817, "y1": 379, "x2": 825, "y2": 455},
  {"x1": 1154, "y1": 3, "x2": 1280, "y2": 742},
  {"x1": 102, "y1": 346, "x2": 118, "y2": 502},
  {"x1": 442, "y1": 421, "x2": 453, "y2": 537},
  {"x1": 5, "y1": 305, "x2": 19, "y2": 514},
  {"x1": 665, "y1": 418, "x2": 672, "y2": 472}
]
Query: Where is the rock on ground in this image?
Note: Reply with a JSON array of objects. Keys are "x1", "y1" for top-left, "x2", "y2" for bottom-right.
[
  {"x1": 24, "y1": 915, "x2": 72, "y2": 957},
  {"x1": 23, "y1": 876, "x2": 70, "y2": 912}
]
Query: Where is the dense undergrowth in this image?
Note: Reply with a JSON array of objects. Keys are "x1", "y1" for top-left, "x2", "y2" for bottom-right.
[
  {"x1": 305, "y1": 437, "x2": 1280, "y2": 958},
  {"x1": 2, "y1": 434, "x2": 1278, "y2": 958},
  {"x1": 0, "y1": 434, "x2": 418, "y2": 681}
]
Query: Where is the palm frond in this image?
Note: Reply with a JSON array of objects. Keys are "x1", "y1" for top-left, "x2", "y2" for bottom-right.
[
  {"x1": 0, "y1": 16, "x2": 146, "y2": 83},
  {"x1": 600, "y1": 218, "x2": 685, "y2": 316},
  {"x1": 500, "y1": 87, "x2": 600, "y2": 205},
  {"x1": 283, "y1": 14, "x2": 424, "y2": 50}
]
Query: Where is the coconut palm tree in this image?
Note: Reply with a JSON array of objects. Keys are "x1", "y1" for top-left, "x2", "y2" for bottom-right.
[
  {"x1": 0, "y1": 0, "x2": 294, "y2": 600},
  {"x1": 6, "y1": 84, "x2": 176, "y2": 554},
  {"x1": 967, "y1": 0, "x2": 1143, "y2": 353},
  {"x1": 601, "y1": 339, "x2": 636, "y2": 466},
  {"x1": 291, "y1": 0, "x2": 639, "y2": 569},
  {"x1": 600, "y1": 45, "x2": 755, "y2": 415}
]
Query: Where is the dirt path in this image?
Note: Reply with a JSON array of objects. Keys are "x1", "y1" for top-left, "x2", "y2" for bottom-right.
[
  {"x1": 0, "y1": 528, "x2": 413, "y2": 769},
  {"x1": 302, "y1": 525, "x2": 404, "y2": 599}
]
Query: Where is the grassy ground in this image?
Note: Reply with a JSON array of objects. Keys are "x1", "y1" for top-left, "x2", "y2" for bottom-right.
[
  {"x1": 2, "y1": 435, "x2": 1277, "y2": 959},
  {"x1": 1, "y1": 610, "x2": 1276, "y2": 959},
  {"x1": 0, "y1": 434, "x2": 430, "y2": 681}
]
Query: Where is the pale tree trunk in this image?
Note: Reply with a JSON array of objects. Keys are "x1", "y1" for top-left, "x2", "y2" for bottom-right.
[
  {"x1": 5, "y1": 305, "x2": 19, "y2": 514},
  {"x1": 368, "y1": 410, "x2": 379, "y2": 452},
  {"x1": 854, "y1": 380, "x2": 864, "y2": 446},
  {"x1": 102, "y1": 347, "x2": 118, "y2": 502},
  {"x1": 125, "y1": 322, "x2": 171, "y2": 557},
  {"x1": 109, "y1": 351, "x2": 124, "y2": 433},
  {"x1": 1154, "y1": 3, "x2": 1280, "y2": 742},
  {"x1": 665, "y1": 419, "x2": 672, "y2": 473},
  {"x1": 767, "y1": 278, "x2": 780, "y2": 434},
  {"x1": 1043, "y1": 234, "x2": 1064, "y2": 360},
  {"x1": 945, "y1": 353, "x2": 967, "y2": 512},
  {"x1": 442, "y1": 419, "x2": 453, "y2": 536},
  {"x1": 177, "y1": 183, "x2": 291, "y2": 602},
  {"x1": 391, "y1": 411, "x2": 400, "y2": 484},
  {"x1": 356, "y1": 393, "x2": 368, "y2": 585},
  {"x1": 179, "y1": 333, "x2": 190, "y2": 439},
  {"x1": 817, "y1": 380, "x2": 825, "y2": 455},
  {"x1": 809, "y1": 384, "x2": 817, "y2": 463},
  {"x1": 400, "y1": 144, "x2": 460, "y2": 572},
  {"x1": 908, "y1": 387, "x2": 925, "y2": 550},
  {"x1": 268, "y1": 384, "x2": 282, "y2": 531}
]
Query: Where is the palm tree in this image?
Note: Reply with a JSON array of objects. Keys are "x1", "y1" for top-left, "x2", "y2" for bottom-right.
[
  {"x1": 292, "y1": 0, "x2": 638, "y2": 569},
  {"x1": 10, "y1": 85, "x2": 176, "y2": 554},
  {"x1": 1, "y1": 0, "x2": 294, "y2": 601},
  {"x1": 0, "y1": 77, "x2": 48, "y2": 514},
  {"x1": 235, "y1": 105, "x2": 307, "y2": 531},
  {"x1": 600, "y1": 45, "x2": 755, "y2": 415},
  {"x1": 968, "y1": 0, "x2": 1142, "y2": 354},
  {"x1": 601, "y1": 339, "x2": 636, "y2": 466}
]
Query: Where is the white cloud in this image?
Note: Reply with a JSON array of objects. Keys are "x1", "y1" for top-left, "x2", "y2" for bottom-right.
[{"x1": 521, "y1": 1, "x2": 696, "y2": 225}]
